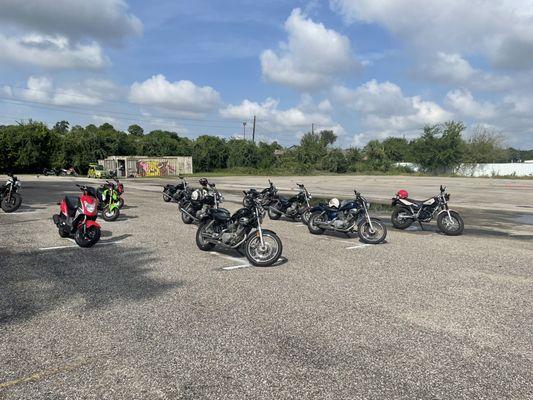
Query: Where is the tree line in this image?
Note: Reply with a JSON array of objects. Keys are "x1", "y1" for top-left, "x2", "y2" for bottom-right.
[{"x1": 0, "y1": 120, "x2": 531, "y2": 175}]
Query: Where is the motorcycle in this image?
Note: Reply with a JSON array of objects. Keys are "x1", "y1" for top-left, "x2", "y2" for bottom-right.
[
  {"x1": 42, "y1": 168, "x2": 59, "y2": 176},
  {"x1": 196, "y1": 189, "x2": 283, "y2": 267},
  {"x1": 180, "y1": 181, "x2": 226, "y2": 225},
  {"x1": 97, "y1": 180, "x2": 121, "y2": 221},
  {"x1": 163, "y1": 175, "x2": 189, "y2": 203},
  {"x1": 307, "y1": 190, "x2": 387, "y2": 244},
  {"x1": 52, "y1": 184, "x2": 101, "y2": 247},
  {"x1": 391, "y1": 186, "x2": 464, "y2": 236},
  {"x1": 1, "y1": 173, "x2": 22, "y2": 213},
  {"x1": 114, "y1": 177, "x2": 125, "y2": 208},
  {"x1": 267, "y1": 182, "x2": 313, "y2": 225}
]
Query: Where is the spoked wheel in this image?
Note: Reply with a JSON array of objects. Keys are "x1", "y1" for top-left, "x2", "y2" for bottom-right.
[
  {"x1": 181, "y1": 205, "x2": 195, "y2": 224},
  {"x1": 244, "y1": 230, "x2": 282, "y2": 267},
  {"x1": 307, "y1": 212, "x2": 325, "y2": 235},
  {"x1": 102, "y1": 206, "x2": 120, "y2": 221},
  {"x1": 358, "y1": 218, "x2": 387, "y2": 244},
  {"x1": 391, "y1": 207, "x2": 413, "y2": 229},
  {"x1": 301, "y1": 209, "x2": 311, "y2": 225},
  {"x1": 75, "y1": 226, "x2": 101, "y2": 247},
  {"x1": 268, "y1": 207, "x2": 281, "y2": 220},
  {"x1": 1, "y1": 193, "x2": 22, "y2": 212},
  {"x1": 118, "y1": 197, "x2": 125, "y2": 208},
  {"x1": 437, "y1": 211, "x2": 464, "y2": 236},
  {"x1": 196, "y1": 223, "x2": 216, "y2": 251}
]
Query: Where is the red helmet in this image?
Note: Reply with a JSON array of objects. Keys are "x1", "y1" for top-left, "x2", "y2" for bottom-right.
[{"x1": 396, "y1": 189, "x2": 409, "y2": 199}]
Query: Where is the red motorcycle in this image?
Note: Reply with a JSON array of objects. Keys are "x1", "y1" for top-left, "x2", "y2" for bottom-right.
[
  {"x1": 53, "y1": 184, "x2": 101, "y2": 247},
  {"x1": 115, "y1": 178, "x2": 125, "y2": 208}
]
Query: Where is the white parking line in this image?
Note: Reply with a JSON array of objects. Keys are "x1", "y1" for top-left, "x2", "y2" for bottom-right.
[
  {"x1": 345, "y1": 244, "x2": 371, "y2": 250},
  {"x1": 38, "y1": 245, "x2": 75, "y2": 251},
  {"x1": 222, "y1": 264, "x2": 251, "y2": 270}
]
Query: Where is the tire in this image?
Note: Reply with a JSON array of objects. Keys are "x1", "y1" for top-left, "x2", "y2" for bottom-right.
[
  {"x1": 307, "y1": 212, "x2": 325, "y2": 235},
  {"x1": 181, "y1": 206, "x2": 194, "y2": 224},
  {"x1": 268, "y1": 206, "x2": 281, "y2": 220},
  {"x1": 1, "y1": 193, "x2": 22, "y2": 213},
  {"x1": 358, "y1": 218, "x2": 387, "y2": 244},
  {"x1": 118, "y1": 197, "x2": 125, "y2": 209},
  {"x1": 391, "y1": 207, "x2": 413, "y2": 230},
  {"x1": 437, "y1": 211, "x2": 464, "y2": 236},
  {"x1": 102, "y1": 206, "x2": 120, "y2": 222},
  {"x1": 58, "y1": 227, "x2": 70, "y2": 238},
  {"x1": 196, "y1": 223, "x2": 216, "y2": 251},
  {"x1": 75, "y1": 226, "x2": 101, "y2": 248},
  {"x1": 163, "y1": 191, "x2": 171, "y2": 202},
  {"x1": 301, "y1": 208, "x2": 311, "y2": 225},
  {"x1": 244, "y1": 230, "x2": 283, "y2": 267}
]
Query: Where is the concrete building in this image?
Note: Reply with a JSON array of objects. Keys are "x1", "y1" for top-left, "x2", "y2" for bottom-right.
[{"x1": 98, "y1": 156, "x2": 193, "y2": 177}]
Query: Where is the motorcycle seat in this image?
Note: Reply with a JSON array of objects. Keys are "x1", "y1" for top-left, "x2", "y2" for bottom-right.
[
  {"x1": 323, "y1": 206, "x2": 339, "y2": 212},
  {"x1": 403, "y1": 197, "x2": 434, "y2": 206},
  {"x1": 277, "y1": 196, "x2": 290, "y2": 204}
]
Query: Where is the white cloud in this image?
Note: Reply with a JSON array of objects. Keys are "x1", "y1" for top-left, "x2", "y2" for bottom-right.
[
  {"x1": 12, "y1": 76, "x2": 118, "y2": 106},
  {"x1": 0, "y1": 34, "x2": 107, "y2": 70},
  {"x1": 220, "y1": 96, "x2": 345, "y2": 139},
  {"x1": 260, "y1": 8, "x2": 358, "y2": 90},
  {"x1": 333, "y1": 80, "x2": 452, "y2": 138},
  {"x1": 445, "y1": 89, "x2": 497, "y2": 119},
  {"x1": 422, "y1": 53, "x2": 514, "y2": 91},
  {"x1": 129, "y1": 74, "x2": 221, "y2": 116},
  {"x1": 331, "y1": 0, "x2": 533, "y2": 69},
  {"x1": 0, "y1": 0, "x2": 142, "y2": 43}
]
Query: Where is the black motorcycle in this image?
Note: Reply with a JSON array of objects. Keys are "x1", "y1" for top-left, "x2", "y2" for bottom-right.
[
  {"x1": 163, "y1": 175, "x2": 190, "y2": 203},
  {"x1": 391, "y1": 185, "x2": 464, "y2": 235},
  {"x1": 196, "y1": 189, "x2": 283, "y2": 266},
  {"x1": 267, "y1": 182, "x2": 313, "y2": 225},
  {"x1": 307, "y1": 190, "x2": 387, "y2": 244},
  {"x1": 42, "y1": 168, "x2": 59, "y2": 176},
  {"x1": 242, "y1": 179, "x2": 278, "y2": 209},
  {"x1": 1, "y1": 173, "x2": 22, "y2": 213},
  {"x1": 180, "y1": 182, "x2": 227, "y2": 225}
]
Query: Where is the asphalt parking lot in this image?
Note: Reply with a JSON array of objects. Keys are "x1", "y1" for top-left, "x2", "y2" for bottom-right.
[{"x1": 1, "y1": 176, "x2": 532, "y2": 399}]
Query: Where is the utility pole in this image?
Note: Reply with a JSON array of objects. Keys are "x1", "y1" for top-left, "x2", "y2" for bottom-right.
[
  {"x1": 242, "y1": 121, "x2": 247, "y2": 139},
  {"x1": 311, "y1": 123, "x2": 314, "y2": 135},
  {"x1": 252, "y1": 115, "x2": 256, "y2": 143}
]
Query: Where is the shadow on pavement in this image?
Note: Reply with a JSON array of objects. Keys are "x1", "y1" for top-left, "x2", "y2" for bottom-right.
[{"x1": 0, "y1": 246, "x2": 183, "y2": 325}]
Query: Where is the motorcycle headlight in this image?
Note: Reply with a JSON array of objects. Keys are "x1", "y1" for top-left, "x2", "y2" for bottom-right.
[{"x1": 84, "y1": 201, "x2": 96, "y2": 213}]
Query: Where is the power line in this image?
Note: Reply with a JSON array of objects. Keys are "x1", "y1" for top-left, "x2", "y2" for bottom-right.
[
  {"x1": 0, "y1": 98, "x2": 245, "y2": 131},
  {"x1": 0, "y1": 82, "x2": 244, "y2": 125}
]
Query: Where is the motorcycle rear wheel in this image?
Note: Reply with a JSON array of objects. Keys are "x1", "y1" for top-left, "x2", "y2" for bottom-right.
[
  {"x1": 181, "y1": 206, "x2": 194, "y2": 224},
  {"x1": 307, "y1": 212, "x2": 325, "y2": 235},
  {"x1": 163, "y1": 192, "x2": 171, "y2": 202},
  {"x1": 268, "y1": 206, "x2": 281, "y2": 220},
  {"x1": 75, "y1": 226, "x2": 101, "y2": 247},
  {"x1": 244, "y1": 230, "x2": 282, "y2": 267},
  {"x1": 391, "y1": 207, "x2": 413, "y2": 229},
  {"x1": 1, "y1": 193, "x2": 22, "y2": 213}
]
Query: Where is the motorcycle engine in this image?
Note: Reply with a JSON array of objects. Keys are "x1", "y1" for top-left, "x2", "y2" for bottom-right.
[
  {"x1": 418, "y1": 207, "x2": 433, "y2": 221},
  {"x1": 333, "y1": 211, "x2": 351, "y2": 229},
  {"x1": 220, "y1": 221, "x2": 243, "y2": 244},
  {"x1": 286, "y1": 203, "x2": 298, "y2": 216}
]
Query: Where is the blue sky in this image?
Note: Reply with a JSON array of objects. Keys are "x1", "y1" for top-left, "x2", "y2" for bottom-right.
[{"x1": 1, "y1": 0, "x2": 533, "y2": 148}]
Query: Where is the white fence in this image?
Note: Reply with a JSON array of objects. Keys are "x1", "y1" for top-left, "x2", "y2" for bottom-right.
[{"x1": 396, "y1": 162, "x2": 533, "y2": 177}]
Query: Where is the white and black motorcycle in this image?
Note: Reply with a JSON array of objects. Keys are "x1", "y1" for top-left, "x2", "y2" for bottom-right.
[
  {"x1": 1, "y1": 173, "x2": 22, "y2": 213},
  {"x1": 391, "y1": 185, "x2": 464, "y2": 235}
]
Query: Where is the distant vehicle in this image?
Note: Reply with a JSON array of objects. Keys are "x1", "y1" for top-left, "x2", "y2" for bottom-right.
[{"x1": 87, "y1": 163, "x2": 107, "y2": 179}]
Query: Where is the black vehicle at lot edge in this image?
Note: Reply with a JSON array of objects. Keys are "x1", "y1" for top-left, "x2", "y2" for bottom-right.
[
  {"x1": 307, "y1": 190, "x2": 387, "y2": 244},
  {"x1": 1, "y1": 173, "x2": 22, "y2": 213},
  {"x1": 163, "y1": 175, "x2": 190, "y2": 203},
  {"x1": 196, "y1": 189, "x2": 283, "y2": 267},
  {"x1": 265, "y1": 181, "x2": 313, "y2": 225},
  {"x1": 391, "y1": 185, "x2": 464, "y2": 235}
]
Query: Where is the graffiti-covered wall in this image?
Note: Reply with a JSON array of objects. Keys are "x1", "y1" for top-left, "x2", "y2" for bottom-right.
[{"x1": 135, "y1": 157, "x2": 192, "y2": 177}]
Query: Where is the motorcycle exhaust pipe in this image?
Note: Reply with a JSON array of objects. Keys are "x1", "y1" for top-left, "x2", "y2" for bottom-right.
[
  {"x1": 180, "y1": 208, "x2": 198, "y2": 221},
  {"x1": 163, "y1": 192, "x2": 173, "y2": 199}
]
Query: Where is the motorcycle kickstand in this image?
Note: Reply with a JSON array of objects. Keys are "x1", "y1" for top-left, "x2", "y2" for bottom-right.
[
  {"x1": 236, "y1": 247, "x2": 246, "y2": 257},
  {"x1": 418, "y1": 221, "x2": 424, "y2": 231}
]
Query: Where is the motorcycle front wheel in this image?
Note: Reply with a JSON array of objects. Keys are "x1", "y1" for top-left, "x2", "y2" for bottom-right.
[
  {"x1": 196, "y1": 223, "x2": 216, "y2": 251},
  {"x1": 102, "y1": 206, "x2": 120, "y2": 221},
  {"x1": 301, "y1": 208, "x2": 311, "y2": 225},
  {"x1": 358, "y1": 218, "x2": 387, "y2": 244},
  {"x1": 75, "y1": 226, "x2": 101, "y2": 247},
  {"x1": 1, "y1": 193, "x2": 22, "y2": 213},
  {"x1": 437, "y1": 211, "x2": 464, "y2": 236},
  {"x1": 244, "y1": 230, "x2": 282, "y2": 267}
]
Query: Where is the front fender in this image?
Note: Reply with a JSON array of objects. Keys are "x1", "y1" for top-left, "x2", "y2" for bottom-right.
[{"x1": 83, "y1": 220, "x2": 101, "y2": 229}]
